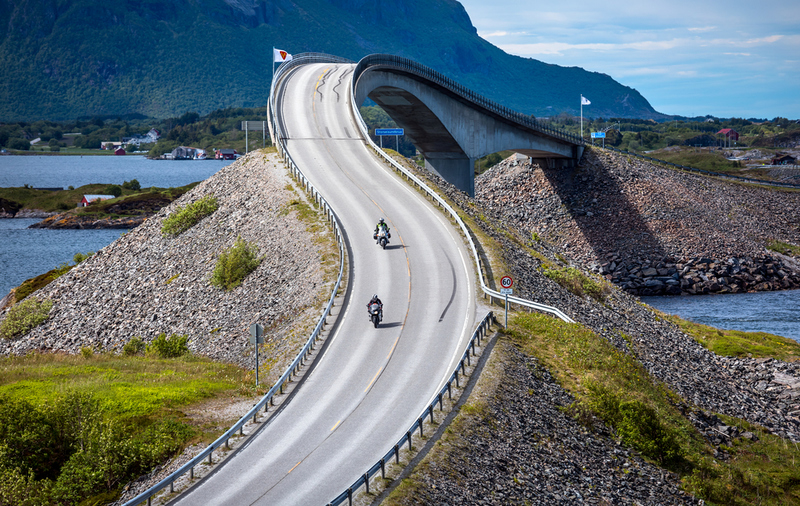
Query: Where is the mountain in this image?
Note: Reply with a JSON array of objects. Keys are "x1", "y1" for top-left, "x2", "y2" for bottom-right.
[{"x1": 0, "y1": 0, "x2": 662, "y2": 121}]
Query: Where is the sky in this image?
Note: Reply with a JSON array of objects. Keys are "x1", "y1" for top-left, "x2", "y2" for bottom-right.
[{"x1": 457, "y1": 0, "x2": 800, "y2": 119}]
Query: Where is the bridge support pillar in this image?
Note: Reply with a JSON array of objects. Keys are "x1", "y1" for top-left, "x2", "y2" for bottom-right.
[{"x1": 424, "y1": 152, "x2": 475, "y2": 196}]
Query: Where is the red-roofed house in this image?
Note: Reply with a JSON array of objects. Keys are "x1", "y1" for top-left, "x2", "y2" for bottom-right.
[
  {"x1": 79, "y1": 194, "x2": 115, "y2": 207},
  {"x1": 717, "y1": 128, "x2": 739, "y2": 147}
]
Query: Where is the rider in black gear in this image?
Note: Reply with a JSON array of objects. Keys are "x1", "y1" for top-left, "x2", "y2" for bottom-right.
[
  {"x1": 373, "y1": 218, "x2": 390, "y2": 244},
  {"x1": 367, "y1": 294, "x2": 383, "y2": 322}
]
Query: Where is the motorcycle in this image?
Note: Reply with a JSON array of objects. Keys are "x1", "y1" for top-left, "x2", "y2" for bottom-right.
[
  {"x1": 374, "y1": 228, "x2": 390, "y2": 249},
  {"x1": 368, "y1": 302, "x2": 382, "y2": 328}
]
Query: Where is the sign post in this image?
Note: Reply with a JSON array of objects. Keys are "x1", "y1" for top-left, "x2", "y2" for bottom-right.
[
  {"x1": 375, "y1": 128, "x2": 404, "y2": 152},
  {"x1": 590, "y1": 131, "x2": 606, "y2": 148},
  {"x1": 249, "y1": 323, "x2": 264, "y2": 385},
  {"x1": 500, "y1": 276, "x2": 513, "y2": 328}
]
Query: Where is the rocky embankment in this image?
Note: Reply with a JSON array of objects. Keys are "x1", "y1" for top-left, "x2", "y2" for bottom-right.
[
  {"x1": 0, "y1": 152, "x2": 331, "y2": 370},
  {"x1": 393, "y1": 156, "x2": 800, "y2": 503},
  {"x1": 477, "y1": 147, "x2": 800, "y2": 296}
]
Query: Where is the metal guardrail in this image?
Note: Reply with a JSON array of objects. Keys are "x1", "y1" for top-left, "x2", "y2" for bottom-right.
[
  {"x1": 327, "y1": 311, "x2": 496, "y2": 506},
  {"x1": 603, "y1": 146, "x2": 800, "y2": 189},
  {"x1": 349, "y1": 55, "x2": 575, "y2": 324},
  {"x1": 122, "y1": 54, "x2": 349, "y2": 506},
  {"x1": 352, "y1": 54, "x2": 585, "y2": 147}
]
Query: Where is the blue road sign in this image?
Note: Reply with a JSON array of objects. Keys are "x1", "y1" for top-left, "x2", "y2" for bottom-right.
[
  {"x1": 375, "y1": 128, "x2": 404, "y2": 136},
  {"x1": 591, "y1": 132, "x2": 606, "y2": 138}
]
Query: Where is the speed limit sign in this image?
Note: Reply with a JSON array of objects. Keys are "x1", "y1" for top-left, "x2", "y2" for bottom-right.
[{"x1": 500, "y1": 276, "x2": 513, "y2": 289}]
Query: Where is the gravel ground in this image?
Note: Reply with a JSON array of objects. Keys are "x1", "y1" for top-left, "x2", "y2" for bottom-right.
[{"x1": 0, "y1": 151, "x2": 333, "y2": 371}]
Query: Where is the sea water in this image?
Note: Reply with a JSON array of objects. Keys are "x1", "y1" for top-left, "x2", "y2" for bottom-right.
[{"x1": 0, "y1": 154, "x2": 233, "y2": 297}]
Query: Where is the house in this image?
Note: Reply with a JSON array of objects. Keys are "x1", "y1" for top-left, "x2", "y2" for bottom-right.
[
  {"x1": 122, "y1": 129, "x2": 161, "y2": 146},
  {"x1": 215, "y1": 148, "x2": 237, "y2": 160},
  {"x1": 772, "y1": 154, "x2": 797, "y2": 165},
  {"x1": 101, "y1": 141, "x2": 123, "y2": 150},
  {"x1": 79, "y1": 194, "x2": 115, "y2": 207},
  {"x1": 114, "y1": 147, "x2": 126, "y2": 155},
  {"x1": 717, "y1": 128, "x2": 739, "y2": 141}
]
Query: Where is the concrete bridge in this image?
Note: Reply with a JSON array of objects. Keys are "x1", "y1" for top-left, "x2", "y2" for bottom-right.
[{"x1": 352, "y1": 54, "x2": 585, "y2": 196}]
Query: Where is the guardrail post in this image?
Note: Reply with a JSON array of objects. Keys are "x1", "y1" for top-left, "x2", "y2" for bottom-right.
[
  {"x1": 438, "y1": 393, "x2": 443, "y2": 410},
  {"x1": 190, "y1": 466, "x2": 194, "y2": 480},
  {"x1": 381, "y1": 458, "x2": 386, "y2": 479},
  {"x1": 364, "y1": 473, "x2": 370, "y2": 494},
  {"x1": 418, "y1": 418, "x2": 424, "y2": 436},
  {"x1": 395, "y1": 445, "x2": 400, "y2": 464},
  {"x1": 208, "y1": 452, "x2": 213, "y2": 465},
  {"x1": 407, "y1": 431, "x2": 412, "y2": 451}
]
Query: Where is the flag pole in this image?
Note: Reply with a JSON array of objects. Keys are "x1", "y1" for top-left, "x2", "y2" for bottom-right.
[{"x1": 580, "y1": 95, "x2": 584, "y2": 140}]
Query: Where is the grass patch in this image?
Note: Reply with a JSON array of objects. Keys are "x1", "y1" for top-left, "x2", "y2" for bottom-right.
[
  {"x1": 506, "y1": 312, "x2": 800, "y2": 504},
  {"x1": 161, "y1": 194, "x2": 218, "y2": 236},
  {"x1": 767, "y1": 239, "x2": 800, "y2": 257},
  {"x1": 646, "y1": 147, "x2": 745, "y2": 174},
  {"x1": 0, "y1": 351, "x2": 252, "y2": 505},
  {"x1": 659, "y1": 312, "x2": 800, "y2": 361},
  {"x1": 210, "y1": 236, "x2": 264, "y2": 291},
  {"x1": 543, "y1": 265, "x2": 610, "y2": 302},
  {"x1": 0, "y1": 297, "x2": 53, "y2": 340}
]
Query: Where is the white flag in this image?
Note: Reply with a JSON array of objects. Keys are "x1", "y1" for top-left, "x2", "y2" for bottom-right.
[
  {"x1": 581, "y1": 95, "x2": 591, "y2": 106},
  {"x1": 274, "y1": 48, "x2": 292, "y2": 63}
]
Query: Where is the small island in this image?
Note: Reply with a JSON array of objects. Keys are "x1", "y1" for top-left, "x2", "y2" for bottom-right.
[{"x1": 0, "y1": 180, "x2": 198, "y2": 229}]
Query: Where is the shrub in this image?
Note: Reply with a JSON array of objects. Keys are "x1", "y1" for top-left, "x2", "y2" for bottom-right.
[
  {"x1": 543, "y1": 266, "x2": 609, "y2": 302},
  {"x1": 73, "y1": 251, "x2": 94, "y2": 264},
  {"x1": 161, "y1": 195, "x2": 218, "y2": 236},
  {"x1": 210, "y1": 236, "x2": 264, "y2": 291},
  {"x1": 0, "y1": 297, "x2": 53, "y2": 340},
  {"x1": 80, "y1": 347, "x2": 94, "y2": 359},
  {"x1": 51, "y1": 262, "x2": 72, "y2": 280},
  {"x1": 103, "y1": 185, "x2": 122, "y2": 198},
  {"x1": 122, "y1": 179, "x2": 141, "y2": 191},
  {"x1": 123, "y1": 336, "x2": 146, "y2": 356},
  {"x1": 585, "y1": 382, "x2": 681, "y2": 466},
  {"x1": 147, "y1": 333, "x2": 190, "y2": 358}
]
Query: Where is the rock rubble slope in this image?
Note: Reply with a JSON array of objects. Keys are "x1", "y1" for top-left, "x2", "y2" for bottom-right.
[
  {"x1": 478, "y1": 148, "x2": 800, "y2": 296},
  {"x1": 0, "y1": 152, "x2": 331, "y2": 370}
]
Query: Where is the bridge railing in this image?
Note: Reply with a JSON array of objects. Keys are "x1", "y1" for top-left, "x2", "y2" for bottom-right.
[
  {"x1": 122, "y1": 54, "x2": 350, "y2": 506},
  {"x1": 349, "y1": 58, "x2": 575, "y2": 323},
  {"x1": 326, "y1": 311, "x2": 496, "y2": 506},
  {"x1": 352, "y1": 54, "x2": 585, "y2": 147},
  {"x1": 603, "y1": 145, "x2": 800, "y2": 189}
]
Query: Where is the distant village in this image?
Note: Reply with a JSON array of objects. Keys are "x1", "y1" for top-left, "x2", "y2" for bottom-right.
[{"x1": 98, "y1": 129, "x2": 239, "y2": 160}]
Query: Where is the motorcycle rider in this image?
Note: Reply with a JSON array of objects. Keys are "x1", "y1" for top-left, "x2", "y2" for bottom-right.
[
  {"x1": 367, "y1": 294, "x2": 383, "y2": 322},
  {"x1": 373, "y1": 218, "x2": 391, "y2": 244}
]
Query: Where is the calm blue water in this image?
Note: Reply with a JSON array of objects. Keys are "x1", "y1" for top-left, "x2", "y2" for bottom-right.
[
  {"x1": 0, "y1": 155, "x2": 234, "y2": 298},
  {"x1": 642, "y1": 291, "x2": 800, "y2": 341},
  {"x1": 0, "y1": 154, "x2": 231, "y2": 189},
  {"x1": 0, "y1": 218, "x2": 125, "y2": 297}
]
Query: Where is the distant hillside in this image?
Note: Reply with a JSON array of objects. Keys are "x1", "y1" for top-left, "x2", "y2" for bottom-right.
[{"x1": 0, "y1": 0, "x2": 662, "y2": 121}]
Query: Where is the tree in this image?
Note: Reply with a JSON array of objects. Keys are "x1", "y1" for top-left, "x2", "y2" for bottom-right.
[{"x1": 103, "y1": 185, "x2": 122, "y2": 198}]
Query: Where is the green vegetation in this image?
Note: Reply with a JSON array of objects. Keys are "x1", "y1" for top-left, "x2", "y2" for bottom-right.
[
  {"x1": 210, "y1": 236, "x2": 264, "y2": 291},
  {"x1": 543, "y1": 265, "x2": 610, "y2": 302},
  {"x1": 659, "y1": 312, "x2": 800, "y2": 361},
  {"x1": 767, "y1": 240, "x2": 800, "y2": 257},
  {"x1": 643, "y1": 147, "x2": 744, "y2": 173},
  {"x1": 0, "y1": 108, "x2": 271, "y2": 157},
  {"x1": 146, "y1": 333, "x2": 190, "y2": 358},
  {"x1": 161, "y1": 194, "x2": 219, "y2": 236},
  {"x1": 0, "y1": 349, "x2": 252, "y2": 505},
  {"x1": 0, "y1": 297, "x2": 53, "y2": 340},
  {"x1": 506, "y1": 313, "x2": 800, "y2": 505},
  {"x1": 475, "y1": 150, "x2": 514, "y2": 174},
  {"x1": 0, "y1": 182, "x2": 197, "y2": 216}
]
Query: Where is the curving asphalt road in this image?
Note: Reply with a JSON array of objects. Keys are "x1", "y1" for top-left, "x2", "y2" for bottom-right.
[{"x1": 171, "y1": 62, "x2": 479, "y2": 505}]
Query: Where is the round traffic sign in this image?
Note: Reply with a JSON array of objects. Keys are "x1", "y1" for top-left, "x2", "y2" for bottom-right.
[{"x1": 500, "y1": 276, "x2": 513, "y2": 288}]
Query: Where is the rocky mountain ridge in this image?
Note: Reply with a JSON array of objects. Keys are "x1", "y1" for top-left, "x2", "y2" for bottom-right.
[{"x1": 0, "y1": 0, "x2": 660, "y2": 120}]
